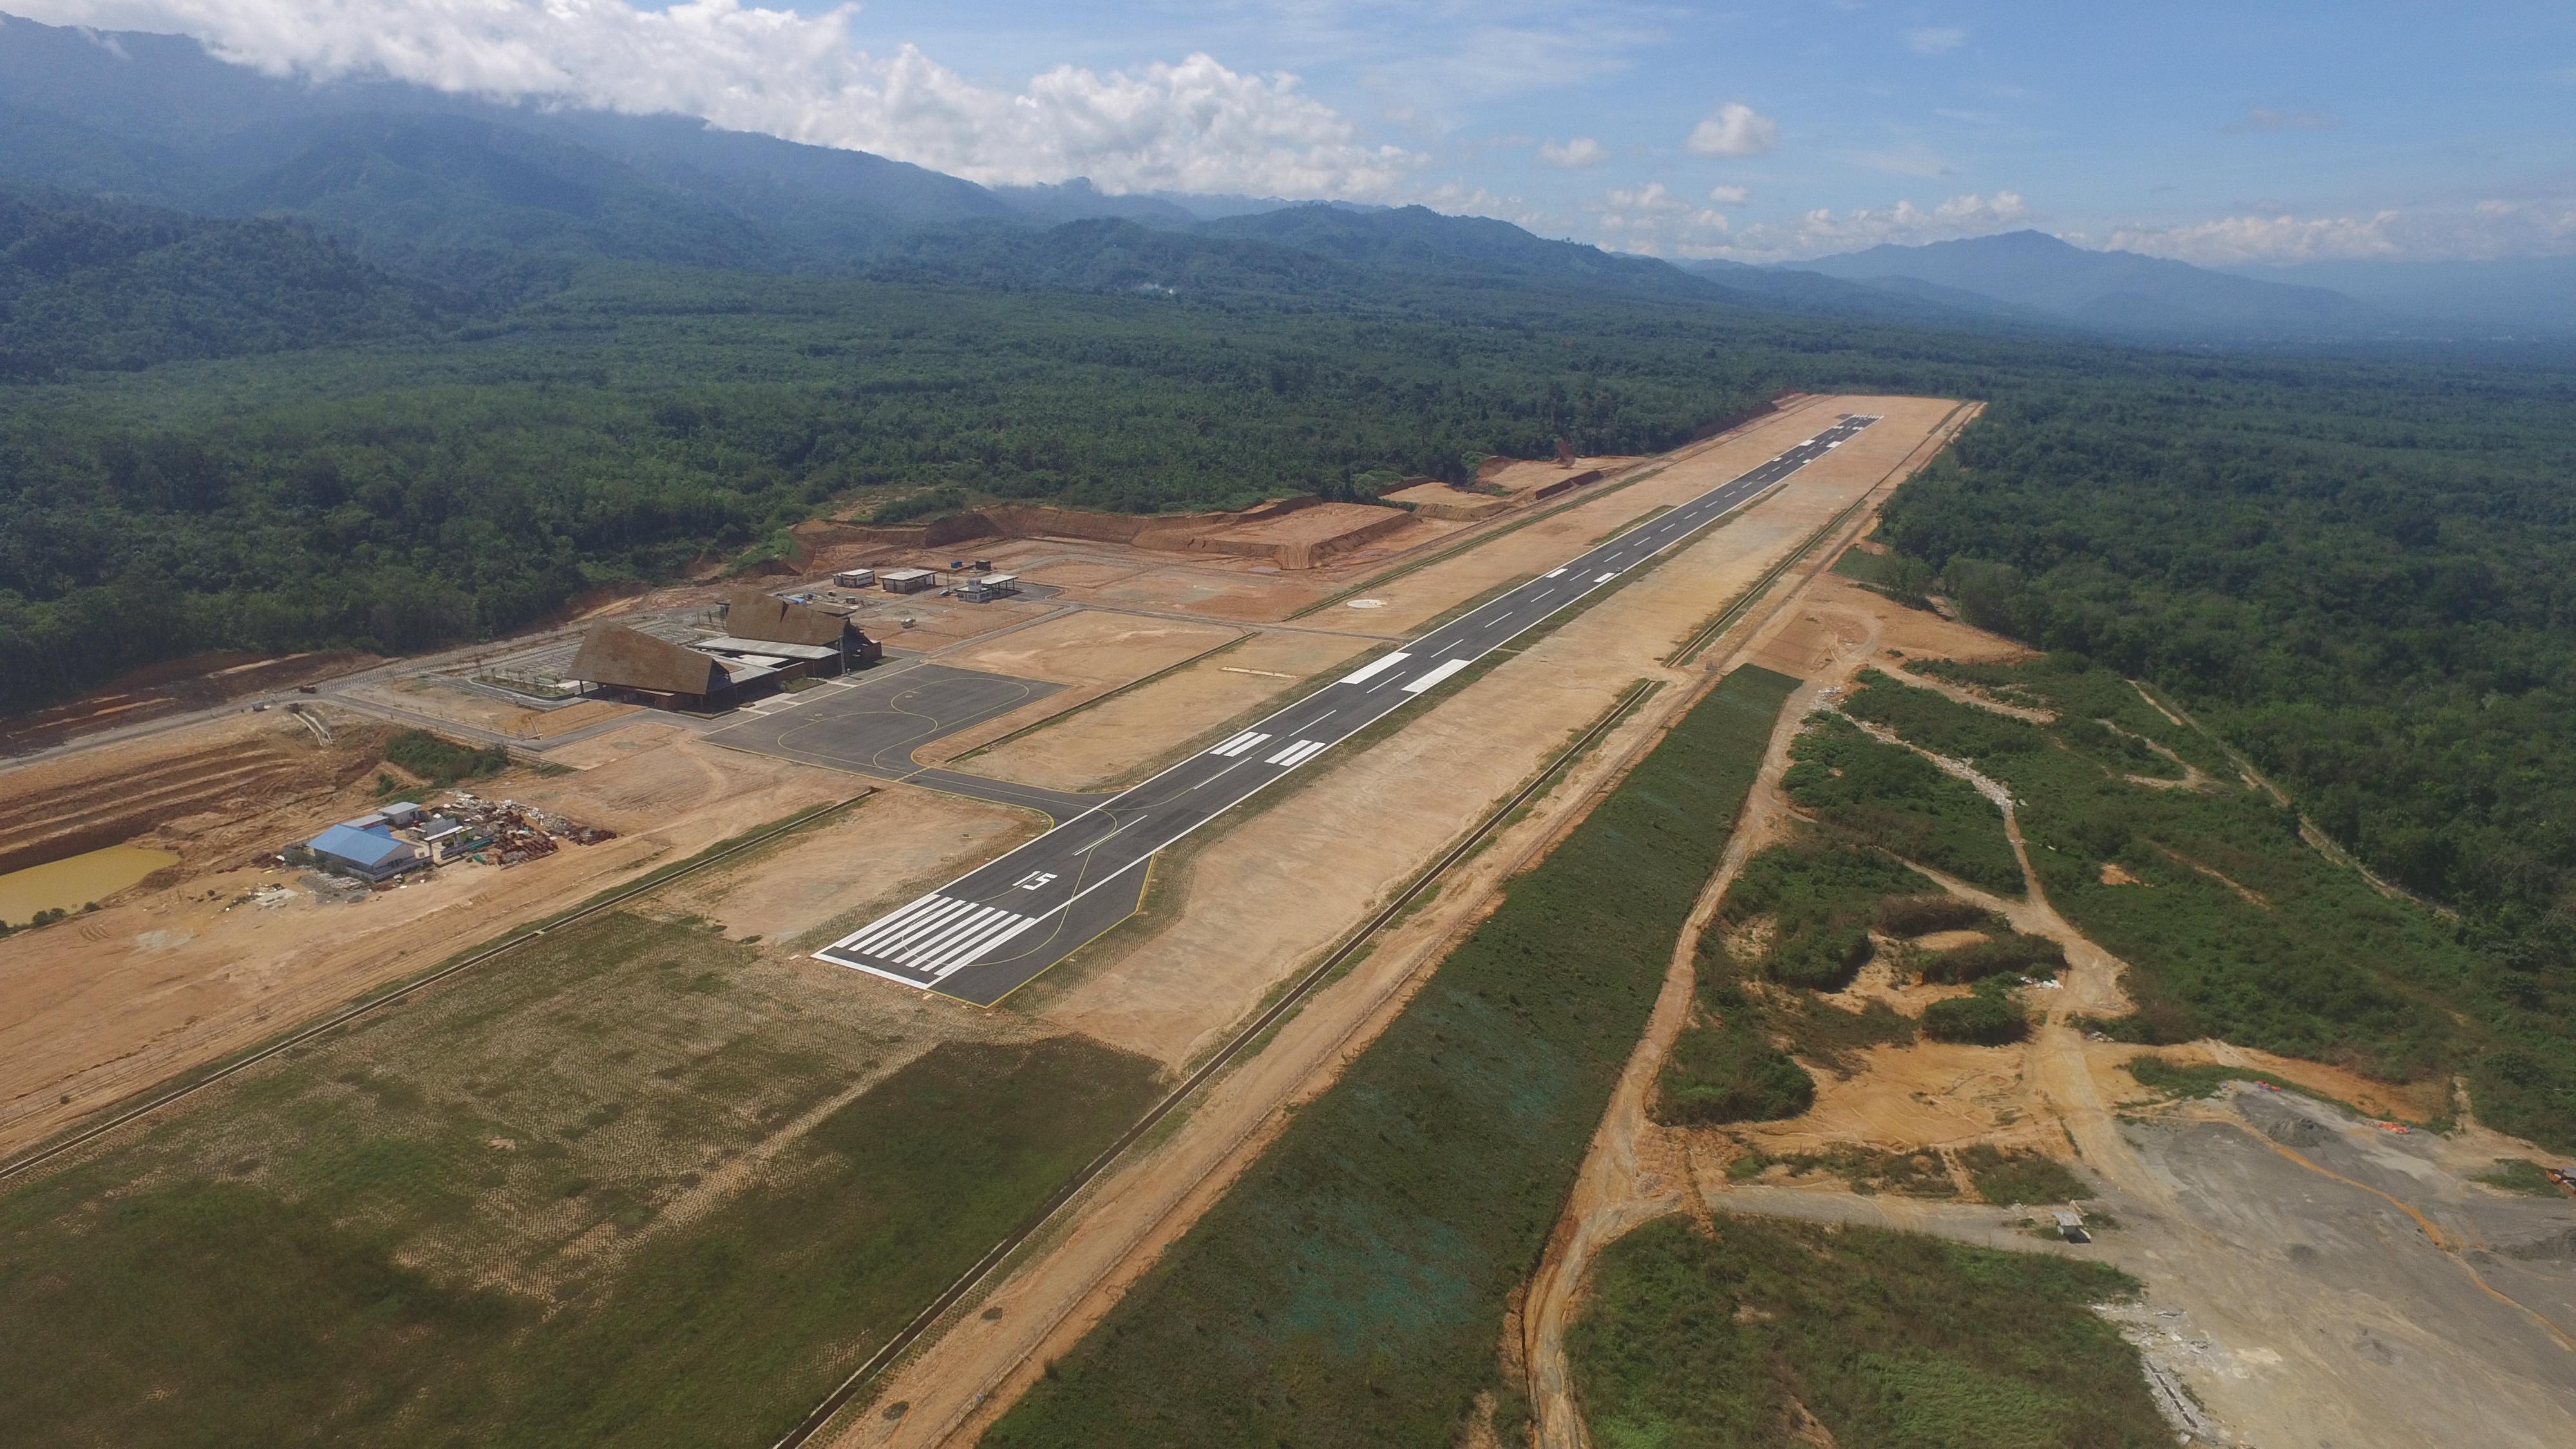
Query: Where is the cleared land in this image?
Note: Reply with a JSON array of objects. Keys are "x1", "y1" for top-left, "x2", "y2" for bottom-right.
[{"x1": 0, "y1": 902, "x2": 1162, "y2": 1448}]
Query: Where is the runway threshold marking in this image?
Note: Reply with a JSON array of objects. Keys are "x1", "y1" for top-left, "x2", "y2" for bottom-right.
[
  {"x1": 1338, "y1": 651, "x2": 1413, "y2": 685},
  {"x1": 813, "y1": 413, "x2": 1881, "y2": 1001}
]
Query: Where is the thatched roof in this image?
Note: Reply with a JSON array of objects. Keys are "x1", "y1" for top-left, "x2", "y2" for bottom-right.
[
  {"x1": 568, "y1": 625, "x2": 724, "y2": 697},
  {"x1": 723, "y1": 590, "x2": 862, "y2": 649}
]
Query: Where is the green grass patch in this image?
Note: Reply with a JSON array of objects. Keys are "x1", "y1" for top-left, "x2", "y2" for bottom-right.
[
  {"x1": 382, "y1": 727, "x2": 513, "y2": 787},
  {"x1": 987, "y1": 665, "x2": 1801, "y2": 1448},
  {"x1": 2120, "y1": 1054, "x2": 2300, "y2": 1101},
  {"x1": 1656, "y1": 978, "x2": 1815, "y2": 1126},
  {"x1": 1922, "y1": 979, "x2": 2029, "y2": 1045},
  {"x1": 1957, "y1": 1144, "x2": 2089, "y2": 1205},
  {"x1": 1784, "y1": 711, "x2": 2023, "y2": 895},
  {"x1": 1567, "y1": 1216, "x2": 2164, "y2": 1449},
  {"x1": 2473, "y1": 1159, "x2": 2565, "y2": 1197},
  {"x1": 0, "y1": 911, "x2": 1160, "y2": 1448}
]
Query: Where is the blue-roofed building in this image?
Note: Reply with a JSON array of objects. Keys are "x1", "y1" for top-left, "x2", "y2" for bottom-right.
[{"x1": 308, "y1": 821, "x2": 426, "y2": 882}]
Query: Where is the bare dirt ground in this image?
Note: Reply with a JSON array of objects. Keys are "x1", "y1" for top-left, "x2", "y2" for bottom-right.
[
  {"x1": 817, "y1": 395, "x2": 1981, "y2": 1448},
  {"x1": 1514, "y1": 554, "x2": 2576, "y2": 1449},
  {"x1": 0, "y1": 728, "x2": 869, "y2": 1159},
  {"x1": 909, "y1": 612, "x2": 1245, "y2": 768},
  {"x1": 954, "y1": 629, "x2": 1376, "y2": 793}
]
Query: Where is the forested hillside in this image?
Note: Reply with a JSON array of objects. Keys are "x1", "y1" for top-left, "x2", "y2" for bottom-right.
[{"x1": 0, "y1": 189, "x2": 428, "y2": 376}]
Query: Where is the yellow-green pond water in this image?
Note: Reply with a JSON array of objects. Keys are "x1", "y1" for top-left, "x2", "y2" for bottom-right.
[{"x1": 0, "y1": 844, "x2": 180, "y2": 926}]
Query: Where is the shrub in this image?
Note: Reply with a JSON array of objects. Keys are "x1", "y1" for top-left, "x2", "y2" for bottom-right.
[
  {"x1": 1923, "y1": 983, "x2": 2028, "y2": 1045},
  {"x1": 382, "y1": 728, "x2": 511, "y2": 788},
  {"x1": 1956, "y1": 1144, "x2": 2088, "y2": 1204},
  {"x1": 1767, "y1": 925, "x2": 1875, "y2": 990},
  {"x1": 1918, "y1": 931, "x2": 2067, "y2": 984},
  {"x1": 1873, "y1": 893, "x2": 1998, "y2": 936},
  {"x1": 1656, "y1": 1022, "x2": 1815, "y2": 1124}
]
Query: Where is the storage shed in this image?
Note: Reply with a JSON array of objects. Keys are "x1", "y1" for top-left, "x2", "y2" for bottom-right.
[
  {"x1": 878, "y1": 567, "x2": 934, "y2": 594},
  {"x1": 308, "y1": 821, "x2": 427, "y2": 882}
]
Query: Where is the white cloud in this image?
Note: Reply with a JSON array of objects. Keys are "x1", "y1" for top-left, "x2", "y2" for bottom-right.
[
  {"x1": 2105, "y1": 213, "x2": 2398, "y2": 265},
  {"x1": 1707, "y1": 184, "x2": 1750, "y2": 205},
  {"x1": 2095, "y1": 205, "x2": 2576, "y2": 265},
  {"x1": 14, "y1": 0, "x2": 1423, "y2": 197},
  {"x1": 1905, "y1": 26, "x2": 1967, "y2": 56},
  {"x1": 1538, "y1": 136, "x2": 1609, "y2": 167},
  {"x1": 1585, "y1": 180, "x2": 1730, "y2": 256},
  {"x1": 1686, "y1": 100, "x2": 1777, "y2": 156},
  {"x1": 1715, "y1": 191, "x2": 2031, "y2": 261}
]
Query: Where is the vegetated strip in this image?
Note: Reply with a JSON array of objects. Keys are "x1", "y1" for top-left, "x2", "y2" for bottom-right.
[
  {"x1": 985, "y1": 664, "x2": 1801, "y2": 1448},
  {"x1": 775, "y1": 677, "x2": 1672, "y2": 1449},
  {"x1": 0, "y1": 792, "x2": 872, "y2": 1183}
]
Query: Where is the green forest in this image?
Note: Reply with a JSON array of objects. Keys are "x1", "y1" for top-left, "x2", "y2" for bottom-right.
[{"x1": 4, "y1": 176, "x2": 2574, "y2": 1094}]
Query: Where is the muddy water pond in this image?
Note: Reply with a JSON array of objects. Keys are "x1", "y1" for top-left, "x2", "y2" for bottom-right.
[{"x1": 0, "y1": 844, "x2": 178, "y2": 926}]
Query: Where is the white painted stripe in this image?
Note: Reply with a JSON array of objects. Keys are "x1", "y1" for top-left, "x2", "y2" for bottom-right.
[
  {"x1": 1279, "y1": 740, "x2": 1330, "y2": 767},
  {"x1": 1216, "y1": 732, "x2": 1272, "y2": 757},
  {"x1": 1403, "y1": 658, "x2": 1473, "y2": 694},
  {"x1": 931, "y1": 911, "x2": 1039, "y2": 972},
  {"x1": 911, "y1": 907, "x2": 1021, "y2": 971},
  {"x1": 940, "y1": 914, "x2": 1039, "y2": 976},
  {"x1": 1544, "y1": 567, "x2": 1567, "y2": 578},
  {"x1": 902, "y1": 905, "x2": 1010, "y2": 967},
  {"x1": 1264, "y1": 738, "x2": 1317, "y2": 764},
  {"x1": 1206, "y1": 730, "x2": 1260, "y2": 755},
  {"x1": 835, "y1": 892, "x2": 942, "y2": 952},
  {"x1": 841, "y1": 894, "x2": 952, "y2": 953},
  {"x1": 875, "y1": 896, "x2": 983, "y2": 956},
  {"x1": 1338, "y1": 651, "x2": 1412, "y2": 685},
  {"x1": 1594, "y1": 571, "x2": 1616, "y2": 583}
]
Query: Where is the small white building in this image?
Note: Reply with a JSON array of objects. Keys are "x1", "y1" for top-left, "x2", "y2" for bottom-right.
[
  {"x1": 833, "y1": 568, "x2": 875, "y2": 587},
  {"x1": 879, "y1": 567, "x2": 935, "y2": 594}
]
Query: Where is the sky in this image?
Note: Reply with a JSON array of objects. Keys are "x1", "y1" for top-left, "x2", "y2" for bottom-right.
[{"x1": 17, "y1": 0, "x2": 2576, "y2": 264}]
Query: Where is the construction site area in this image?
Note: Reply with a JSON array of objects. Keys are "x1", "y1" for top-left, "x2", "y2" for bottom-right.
[{"x1": 3, "y1": 392, "x2": 2568, "y2": 1449}]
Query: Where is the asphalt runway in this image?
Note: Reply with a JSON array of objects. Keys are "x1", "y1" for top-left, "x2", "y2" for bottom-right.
[
  {"x1": 815, "y1": 414, "x2": 1880, "y2": 1005},
  {"x1": 704, "y1": 661, "x2": 1101, "y2": 819}
]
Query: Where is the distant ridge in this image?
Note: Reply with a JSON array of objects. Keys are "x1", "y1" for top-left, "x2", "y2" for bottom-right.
[{"x1": 1785, "y1": 230, "x2": 2394, "y2": 337}]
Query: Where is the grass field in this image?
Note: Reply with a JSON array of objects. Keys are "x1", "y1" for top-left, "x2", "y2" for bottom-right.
[
  {"x1": 1783, "y1": 710, "x2": 2023, "y2": 894},
  {"x1": 986, "y1": 665, "x2": 1801, "y2": 1448},
  {"x1": 1837, "y1": 663, "x2": 2576, "y2": 1148},
  {"x1": 0, "y1": 911, "x2": 1161, "y2": 1447},
  {"x1": 1567, "y1": 1215, "x2": 2168, "y2": 1449}
]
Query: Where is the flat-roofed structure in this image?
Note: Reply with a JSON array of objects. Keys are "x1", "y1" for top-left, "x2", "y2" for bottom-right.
[
  {"x1": 958, "y1": 573, "x2": 1019, "y2": 602},
  {"x1": 878, "y1": 567, "x2": 934, "y2": 594},
  {"x1": 721, "y1": 590, "x2": 883, "y2": 670}
]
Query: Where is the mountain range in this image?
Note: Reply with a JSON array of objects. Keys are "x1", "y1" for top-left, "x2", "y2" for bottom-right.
[{"x1": 1, "y1": 10, "x2": 2563, "y2": 361}]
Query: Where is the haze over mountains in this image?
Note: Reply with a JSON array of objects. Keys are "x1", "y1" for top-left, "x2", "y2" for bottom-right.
[{"x1": 0, "y1": 11, "x2": 2564, "y2": 355}]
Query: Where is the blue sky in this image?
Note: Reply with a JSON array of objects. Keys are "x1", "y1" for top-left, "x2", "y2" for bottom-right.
[{"x1": 27, "y1": 0, "x2": 2576, "y2": 261}]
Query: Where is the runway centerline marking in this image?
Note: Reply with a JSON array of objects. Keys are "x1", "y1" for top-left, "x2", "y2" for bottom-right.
[{"x1": 813, "y1": 413, "x2": 1881, "y2": 1001}]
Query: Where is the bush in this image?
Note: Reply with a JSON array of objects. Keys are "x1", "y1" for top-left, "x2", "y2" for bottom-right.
[
  {"x1": 381, "y1": 729, "x2": 511, "y2": 788},
  {"x1": 1656, "y1": 1019, "x2": 1815, "y2": 1124},
  {"x1": 1766, "y1": 925, "x2": 1875, "y2": 990},
  {"x1": 1956, "y1": 1144, "x2": 2088, "y2": 1204},
  {"x1": 1918, "y1": 931, "x2": 2067, "y2": 985},
  {"x1": 1923, "y1": 982, "x2": 2028, "y2": 1045},
  {"x1": 1873, "y1": 893, "x2": 1998, "y2": 936}
]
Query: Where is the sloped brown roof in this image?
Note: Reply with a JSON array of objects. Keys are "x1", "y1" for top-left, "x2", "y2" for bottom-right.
[
  {"x1": 724, "y1": 590, "x2": 862, "y2": 649},
  {"x1": 567, "y1": 625, "x2": 724, "y2": 697}
]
